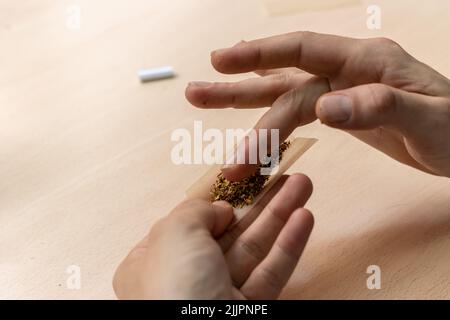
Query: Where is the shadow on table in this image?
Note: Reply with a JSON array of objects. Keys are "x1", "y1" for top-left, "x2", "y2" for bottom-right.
[{"x1": 283, "y1": 197, "x2": 450, "y2": 299}]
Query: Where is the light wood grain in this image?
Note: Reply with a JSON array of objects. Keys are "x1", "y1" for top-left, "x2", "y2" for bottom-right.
[{"x1": 0, "y1": 0, "x2": 449, "y2": 299}]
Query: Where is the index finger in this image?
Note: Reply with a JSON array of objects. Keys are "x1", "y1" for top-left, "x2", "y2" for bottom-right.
[
  {"x1": 211, "y1": 31, "x2": 356, "y2": 77},
  {"x1": 221, "y1": 76, "x2": 329, "y2": 181}
]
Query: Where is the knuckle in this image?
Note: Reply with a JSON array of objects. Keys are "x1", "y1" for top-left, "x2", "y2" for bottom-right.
[
  {"x1": 236, "y1": 237, "x2": 266, "y2": 261},
  {"x1": 264, "y1": 203, "x2": 286, "y2": 225},
  {"x1": 258, "y1": 266, "x2": 283, "y2": 290},
  {"x1": 275, "y1": 89, "x2": 306, "y2": 124},
  {"x1": 250, "y1": 45, "x2": 262, "y2": 70},
  {"x1": 296, "y1": 30, "x2": 315, "y2": 39},
  {"x1": 272, "y1": 72, "x2": 292, "y2": 85},
  {"x1": 372, "y1": 37, "x2": 404, "y2": 52},
  {"x1": 223, "y1": 225, "x2": 242, "y2": 243},
  {"x1": 366, "y1": 84, "x2": 397, "y2": 115},
  {"x1": 364, "y1": 37, "x2": 407, "y2": 64},
  {"x1": 277, "y1": 88, "x2": 299, "y2": 105},
  {"x1": 284, "y1": 89, "x2": 305, "y2": 123},
  {"x1": 269, "y1": 73, "x2": 294, "y2": 93},
  {"x1": 287, "y1": 31, "x2": 313, "y2": 67}
]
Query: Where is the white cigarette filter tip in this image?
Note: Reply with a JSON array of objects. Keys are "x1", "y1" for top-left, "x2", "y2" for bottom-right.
[{"x1": 138, "y1": 66, "x2": 175, "y2": 82}]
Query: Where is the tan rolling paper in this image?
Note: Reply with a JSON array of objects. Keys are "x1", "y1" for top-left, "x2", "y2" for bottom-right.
[{"x1": 186, "y1": 137, "x2": 317, "y2": 225}]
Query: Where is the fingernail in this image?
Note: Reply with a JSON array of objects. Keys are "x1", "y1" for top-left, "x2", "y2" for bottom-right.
[
  {"x1": 212, "y1": 42, "x2": 243, "y2": 56},
  {"x1": 212, "y1": 201, "x2": 233, "y2": 210},
  {"x1": 319, "y1": 95, "x2": 353, "y2": 123},
  {"x1": 211, "y1": 48, "x2": 225, "y2": 57},
  {"x1": 221, "y1": 164, "x2": 236, "y2": 172},
  {"x1": 233, "y1": 40, "x2": 246, "y2": 47},
  {"x1": 221, "y1": 165, "x2": 240, "y2": 183},
  {"x1": 188, "y1": 81, "x2": 212, "y2": 87}
]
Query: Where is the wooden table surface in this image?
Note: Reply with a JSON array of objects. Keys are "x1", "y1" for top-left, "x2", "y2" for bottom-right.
[{"x1": 1, "y1": 0, "x2": 449, "y2": 299}]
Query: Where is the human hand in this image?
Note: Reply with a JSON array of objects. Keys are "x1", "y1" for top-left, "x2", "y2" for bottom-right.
[
  {"x1": 113, "y1": 174, "x2": 313, "y2": 299},
  {"x1": 185, "y1": 32, "x2": 450, "y2": 180}
]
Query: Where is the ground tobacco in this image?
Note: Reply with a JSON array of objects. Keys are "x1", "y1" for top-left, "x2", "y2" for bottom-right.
[{"x1": 210, "y1": 141, "x2": 291, "y2": 208}]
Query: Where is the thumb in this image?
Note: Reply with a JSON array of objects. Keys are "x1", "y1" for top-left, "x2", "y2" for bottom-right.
[
  {"x1": 173, "y1": 199, "x2": 234, "y2": 237},
  {"x1": 315, "y1": 83, "x2": 441, "y2": 138},
  {"x1": 210, "y1": 201, "x2": 235, "y2": 236}
]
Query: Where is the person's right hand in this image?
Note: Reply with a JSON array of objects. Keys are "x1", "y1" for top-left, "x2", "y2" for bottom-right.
[{"x1": 185, "y1": 32, "x2": 450, "y2": 179}]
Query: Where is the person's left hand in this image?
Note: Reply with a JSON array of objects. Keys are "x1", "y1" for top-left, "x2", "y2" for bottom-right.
[{"x1": 113, "y1": 174, "x2": 313, "y2": 299}]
